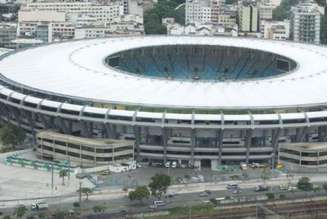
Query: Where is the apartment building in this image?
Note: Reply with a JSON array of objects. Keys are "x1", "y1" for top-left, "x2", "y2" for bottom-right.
[
  {"x1": 238, "y1": 0, "x2": 259, "y2": 32},
  {"x1": 21, "y1": 1, "x2": 124, "y2": 23},
  {"x1": 262, "y1": 19, "x2": 290, "y2": 40},
  {"x1": 290, "y1": 0, "x2": 321, "y2": 44}
]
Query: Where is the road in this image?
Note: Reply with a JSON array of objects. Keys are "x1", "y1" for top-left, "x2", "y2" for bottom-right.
[{"x1": 0, "y1": 174, "x2": 326, "y2": 217}]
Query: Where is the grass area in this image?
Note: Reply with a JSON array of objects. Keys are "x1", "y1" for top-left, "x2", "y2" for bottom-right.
[{"x1": 146, "y1": 203, "x2": 217, "y2": 219}]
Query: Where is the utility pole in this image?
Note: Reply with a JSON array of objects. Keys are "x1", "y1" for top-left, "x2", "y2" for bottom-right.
[
  {"x1": 79, "y1": 181, "x2": 82, "y2": 215},
  {"x1": 189, "y1": 204, "x2": 191, "y2": 219},
  {"x1": 51, "y1": 164, "x2": 54, "y2": 191}
]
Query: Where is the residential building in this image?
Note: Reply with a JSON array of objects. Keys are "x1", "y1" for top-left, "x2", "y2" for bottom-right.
[
  {"x1": 21, "y1": 1, "x2": 124, "y2": 23},
  {"x1": 185, "y1": 0, "x2": 212, "y2": 24},
  {"x1": 165, "y1": 21, "x2": 238, "y2": 37},
  {"x1": 259, "y1": 2, "x2": 273, "y2": 20},
  {"x1": 18, "y1": 10, "x2": 66, "y2": 23},
  {"x1": 262, "y1": 19, "x2": 290, "y2": 40},
  {"x1": 238, "y1": 0, "x2": 259, "y2": 32},
  {"x1": 217, "y1": 7, "x2": 237, "y2": 28},
  {"x1": 290, "y1": 0, "x2": 321, "y2": 44},
  {"x1": 0, "y1": 23, "x2": 16, "y2": 48},
  {"x1": 75, "y1": 14, "x2": 144, "y2": 39},
  {"x1": 122, "y1": 0, "x2": 143, "y2": 16},
  {"x1": 18, "y1": 21, "x2": 74, "y2": 42}
]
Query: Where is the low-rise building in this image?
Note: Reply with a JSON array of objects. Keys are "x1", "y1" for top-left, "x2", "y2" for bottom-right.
[
  {"x1": 36, "y1": 131, "x2": 135, "y2": 167},
  {"x1": 259, "y1": 2, "x2": 273, "y2": 21},
  {"x1": 18, "y1": 9, "x2": 66, "y2": 23},
  {"x1": 75, "y1": 14, "x2": 144, "y2": 39},
  {"x1": 22, "y1": 1, "x2": 124, "y2": 23},
  {"x1": 165, "y1": 21, "x2": 238, "y2": 37},
  {"x1": 18, "y1": 21, "x2": 74, "y2": 42},
  {"x1": 217, "y1": 9, "x2": 237, "y2": 29},
  {"x1": 279, "y1": 142, "x2": 326, "y2": 169},
  {"x1": 262, "y1": 19, "x2": 290, "y2": 40}
]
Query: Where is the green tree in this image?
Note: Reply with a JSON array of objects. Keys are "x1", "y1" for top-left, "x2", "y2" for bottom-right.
[
  {"x1": 93, "y1": 205, "x2": 106, "y2": 213},
  {"x1": 148, "y1": 174, "x2": 171, "y2": 198},
  {"x1": 144, "y1": 0, "x2": 185, "y2": 34},
  {"x1": 52, "y1": 210, "x2": 66, "y2": 219},
  {"x1": 14, "y1": 205, "x2": 27, "y2": 219},
  {"x1": 78, "y1": 187, "x2": 92, "y2": 201},
  {"x1": 128, "y1": 186, "x2": 150, "y2": 203},
  {"x1": 265, "y1": 192, "x2": 275, "y2": 200},
  {"x1": 323, "y1": 181, "x2": 327, "y2": 191},
  {"x1": 0, "y1": 124, "x2": 25, "y2": 147},
  {"x1": 297, "y1": 177, "x2": 313, "y2": 191},
  {"x1": 272, "y1": 0, "x2": 299, "y2": 20},
  {"x1": 260, "y1": 167, "x2": 271, "y2": 185},
  {"x1": 59, "y1": 169, "x2": 68, "y2": 185}
]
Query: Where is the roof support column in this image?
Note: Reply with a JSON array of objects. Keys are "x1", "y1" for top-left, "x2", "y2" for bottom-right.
[
  {"x1": 216, "y1": 129, "x2": 223, "y2": 165},
  {"x1": 81, "y1": 121, "x2": 91, "y2": 137},
  {"x1": 162, "y1": 127, "x2": 168, "y2": 163},
  {"x1": 318, "y1": 126, "x2": 327, "y2": 142},
  {"x1": 134, "y1": 126, "x2": 141, "y2": 161},
  {"x1": 296, "y1": 127, "x2": 308, "y2": 142},
  {"x1": 191, "y1": 129, "x2": 196, "y2": 166},
  {"x1": 271, "y1": 128, "x2": 281, "y2": 168},
  {"x1": 39, "y1": 114, "x2": 51, "y2": 129},
  {"x1": 245, "y1": 129, "x2": 253, "y2": 164}
]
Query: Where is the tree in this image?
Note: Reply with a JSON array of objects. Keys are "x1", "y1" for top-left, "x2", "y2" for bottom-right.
[
  {"x1": 144, "y1": 0, "x2": 185, "y2": 34},
  {"x1": 260, "y1": 167, "x2": 271, "y2": 185},
  {"x1": 78, "y1": 187, "x2": 92, "y2": 201},
  {"x1": 323, "y1": 181, "x2": 327, "y2": 192},
  {"x1": 93, "y1": 205, "x2": 106, "y2": 213},
  {"x1": 272, "y1": 0, "x2": 299, "y2": 20},
  {"x1": 265, "y1": 192, "x2": 275, "y2": 200},
  {"x1": 14, "y1": 205, "x2": 27, "y2": 219},
  {"x1": 0, "y1": 123, "x2": 25, "y2": 147},
  {"x1": 59, "y1": 169, "x2": 68, "y2": 185},
  {"x1": 128, "y1": 186, "x2": 150, "y2": 203},
  {"x1": 297, "y1": 177, "x2": 313, "y2": 191},
  {"x1": 148, "y1": 174, "x2": 171, "y2": 198},
  {"x1": 52, "y1": 210, "x2": 66, "y2": 219}
]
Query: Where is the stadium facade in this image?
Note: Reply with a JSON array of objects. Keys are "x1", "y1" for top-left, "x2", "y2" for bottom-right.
[{"x1": 0, "y1": 36, "x2": 326, "y2": 169}]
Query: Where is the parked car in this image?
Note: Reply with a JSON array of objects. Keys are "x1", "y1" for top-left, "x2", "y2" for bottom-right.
[
  {"x1": 255, "y1": 185, "x2": 269, "y2": 192},
  {"x1": 31, "y1": 201, "x2": 48, "y2": 211}
]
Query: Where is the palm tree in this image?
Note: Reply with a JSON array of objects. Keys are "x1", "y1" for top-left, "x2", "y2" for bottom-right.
[{"x1": 59, "y1": 169, "x2": 68, "y2": 185}]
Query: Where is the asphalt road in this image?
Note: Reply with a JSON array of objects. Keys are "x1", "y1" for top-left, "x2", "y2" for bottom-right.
[{"x1": 2, "y1": 183, "x2": 325, "y2": 218}]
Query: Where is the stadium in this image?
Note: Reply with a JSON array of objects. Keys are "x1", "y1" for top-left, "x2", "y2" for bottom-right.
[{"x1": 0, "y1": 36, "x2": 326, "y2": 169}]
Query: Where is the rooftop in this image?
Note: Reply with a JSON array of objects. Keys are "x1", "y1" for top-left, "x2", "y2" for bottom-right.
[{"x1": 0, "y1": 36, "x2": 326, "y2": 110}]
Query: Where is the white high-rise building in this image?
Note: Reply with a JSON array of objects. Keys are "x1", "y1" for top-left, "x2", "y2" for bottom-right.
[
  {"x1": 185, "y1": 0, "x2": 212, "y2": 24},
  {"x1": 238, "y1": 0, "x2": 259, "y2": 32},
  {"x1": 290, "y1": 0, "x2": 321, "y2": 44}
]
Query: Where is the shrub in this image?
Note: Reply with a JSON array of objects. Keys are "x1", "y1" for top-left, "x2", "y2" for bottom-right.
[
  {"x1": 266, "y1": 193, "x2": 275, "y2": 200},
  {"x1": 279, "y1": 194, "x2": 286, "y2": 199},
  {"x1": 73, "y1": 202, "x2": 80, "y2": 208}
]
